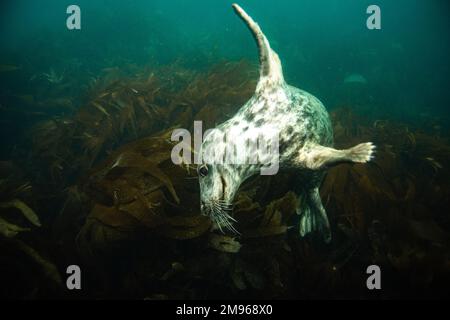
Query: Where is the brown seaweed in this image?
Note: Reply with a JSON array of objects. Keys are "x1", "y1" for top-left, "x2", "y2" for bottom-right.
[{"x1": 3, "y1": 61, "x2": 450, "y2": 299}]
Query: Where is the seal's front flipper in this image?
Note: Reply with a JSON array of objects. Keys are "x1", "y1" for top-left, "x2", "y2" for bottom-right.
[
  {"x1": 299, "y1": 142, "x2": 375, "y2": 170},
  {"x1": 298, "y1": 188, "x2": 331, "y2": 243}
]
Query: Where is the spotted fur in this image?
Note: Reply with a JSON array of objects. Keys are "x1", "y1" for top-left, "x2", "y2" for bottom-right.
[{"x1": 198, "y1": 4, "x2": 375, "y2": 242}]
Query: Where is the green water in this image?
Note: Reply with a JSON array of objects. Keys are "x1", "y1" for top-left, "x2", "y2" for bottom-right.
[
  {"x1": 1, "y1": 0, "x2": 449, "y2": 119},
  {"x1": 0, "y1": 0, "x2": 449, "y2": 300}
]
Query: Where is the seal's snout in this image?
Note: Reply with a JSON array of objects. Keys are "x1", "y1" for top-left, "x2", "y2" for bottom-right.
[
  {"x1": 199, "y1": 198, "x2": 239, "y2": 234},
  {"x1": 200, "y1": 200, "x2": 207, "y2": 216}
]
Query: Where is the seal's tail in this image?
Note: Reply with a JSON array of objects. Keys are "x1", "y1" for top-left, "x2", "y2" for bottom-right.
[
  {"x1": 232, "y1": 4, "x2": 284, "y2": 90},
  {"x1": 298, "y1": 188, "x2": 331, "y2": 243}
]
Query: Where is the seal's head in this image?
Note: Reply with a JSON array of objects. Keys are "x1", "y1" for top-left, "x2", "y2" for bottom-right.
[
  {"x1": 198, "y1": 130, "x2": 244, "y2": 233},
  {"x1": 197, "y1": 164, "x2": 239, "y2": 232}
]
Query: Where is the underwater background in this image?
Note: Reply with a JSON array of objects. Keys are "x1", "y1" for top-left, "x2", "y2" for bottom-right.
[{"x1": 0, "y1": 0, "x2": 449, "y2": 299}]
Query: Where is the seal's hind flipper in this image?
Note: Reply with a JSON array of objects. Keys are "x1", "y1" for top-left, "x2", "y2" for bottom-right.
[
  {"x1": 232, "y1": 4, "x2": 285, "y2": 91},
  {"x1": 298, "y1": 142, "x2": 376, "y2": 170},
  {"x1": 298, "y1": 188, "x2": 331, "y2": 243}
]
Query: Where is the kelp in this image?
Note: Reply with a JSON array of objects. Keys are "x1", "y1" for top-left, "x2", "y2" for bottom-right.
[
  {"x1": 0, "y1": 176, "x2": 40, "y2": 238},
  {"x1": 25, "y1": 60, "x2": 255, "y2": 188},
  {"x1": 72, "y1": 104, "x2": 450, "y2": 298},
  {"x1": 299, "y1": 108, "x2": 450, "y2": 297},
  {"x1": 209, "y1": 234, "x2": 242, "y2": 253},
  {"x1": 74, "y1": 135, "x2": 305, "y2": 297},
  {"x1": 0, "y1": 216, "x2": 31, "y2": 238},
  {"x1": 0, "y1": 199, "x2": 41, "y2": 228},
  {"x1": 75, "y1": 129, "x2": 208, "y2": 258},
  {"x1": 4, "y1": 61, "x2": 450, "y2": 299},
  {"x1": 237, "y1": 191, "x2": 298, "y2": 239},
  {"x1": 156, "y1": 215, "x2": 212, "y2": 240},
  {"x1": 0, "y1": 171, "x2": 63, "y2": 298}
]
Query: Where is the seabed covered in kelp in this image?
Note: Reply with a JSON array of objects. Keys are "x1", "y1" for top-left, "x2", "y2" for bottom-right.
[{"x1": 0, "y1": 60, "x2": 449, "y2": 299}]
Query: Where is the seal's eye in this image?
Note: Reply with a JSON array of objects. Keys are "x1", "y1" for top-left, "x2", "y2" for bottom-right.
[{"x1": 198, "y1": 165, "x2": 209, "y2": 177}]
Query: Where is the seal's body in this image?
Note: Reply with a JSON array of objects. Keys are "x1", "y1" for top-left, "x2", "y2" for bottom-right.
[{"x1": 198, "y1": 4, "x2": 375, "y2": 241}]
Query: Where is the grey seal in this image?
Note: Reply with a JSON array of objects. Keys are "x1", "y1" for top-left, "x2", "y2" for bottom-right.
[{"x1": 197, "y1": 4, "x2": 375, "y2": 242}]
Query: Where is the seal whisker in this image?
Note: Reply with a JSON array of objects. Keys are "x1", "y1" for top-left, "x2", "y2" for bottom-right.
[
  {"x1": 218, "y1": 205, "x2": 233, "y2": 212},
  {"x1": 224, "y1": 216, "x2": 240, "y2": 235},
  {"x1": 211, "y1": 207, "x2": 225, "y2": 233},
  {"x1": 223, "y1": 212, "x2": 237, "y2": 223},
  {"x1": 216, "y1": 200, "x2": 234, "y2": 209},
  {"x1": 208, "y1": 199, "x2": 240, "y2": 234}
]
